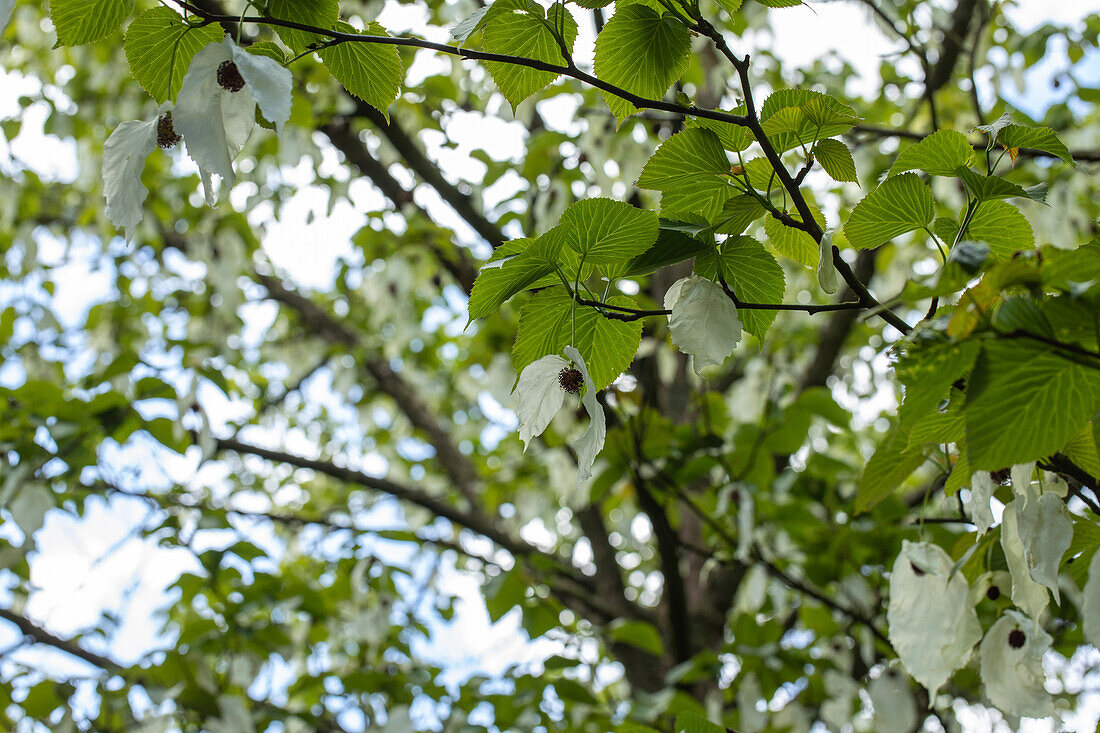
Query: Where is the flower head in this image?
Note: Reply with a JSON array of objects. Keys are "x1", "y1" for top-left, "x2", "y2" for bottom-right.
[
  {"x1": 513, "y1": 346, "x2": 606, "y2": 486},
  {"x1": 173, "y1": 37, "x2": 292, "y2": 204}
]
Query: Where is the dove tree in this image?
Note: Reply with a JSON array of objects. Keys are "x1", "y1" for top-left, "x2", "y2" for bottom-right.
[{"x1": 1, "y1": 0, "x2": 1099, "y2": 731}]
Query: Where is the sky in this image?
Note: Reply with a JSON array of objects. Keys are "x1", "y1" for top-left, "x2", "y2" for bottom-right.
[{"x1": 1, "y1": 0, "x2": 1100, "y2": 731}]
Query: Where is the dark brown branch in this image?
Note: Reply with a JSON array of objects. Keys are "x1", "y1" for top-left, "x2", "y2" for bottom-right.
[{"x1": 0, "y1": 607, "x2": 119, "y2": 671}]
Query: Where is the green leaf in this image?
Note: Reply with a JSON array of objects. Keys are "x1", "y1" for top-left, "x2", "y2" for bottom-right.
[
  {"x1": 965, "y1": 200, "x2": 1034, "y2": 259},
  {"x1": 1063, "y1": 423, "x2": 1100, "y2": 478},
  {"x1": 123, "y1": 7, "x2": 224, "y2": 103},
  {"x1": 965, "y1": 340, "x2": 1100, "y2": 471},
  {"x1": 468, "y1": 234, "x2": 563, "y2": 320},
  {"x1": 695, "y1": 236, "x2": 785, "y2": 338},
  {"x1": 908, "y1": 406, "x2": 965, "y2": 447},
  {"x1": 813, "y1": 139, "x2": 858, "y2": 183},
  {"x1": 996, "y1": 124, "x2": 1075, "y2": 164},
  {"x1": 52, "y1": 0, "x2": 132, "y2": 45},
  {"x1": 593, "y1": 5, "x2": 690, "y2": 123},
  {"x1": 888, "y1": 129, "x2": 975, "y2": 177},
  {"x1": 319, "y1": 22, "x2": 404, "y2": 119},
  {"x1": 687, "y1": 106, "x2": 752, "y2": 152},
  {"x1": 266, "y1": 0, "x2": 339, "y2": 53},
  {"x1": 713, "y1": 195, "x2": 766, "y2": 235},
  {"x1": 625, "y1": 227, "x2": 713, "y2": 276},
  {"x1": 636, "y1": 128, "x2": 734, "y2": 220},
  {"x1": 857, "y1": 426, "x2": 929, "y2": 512},
  {"x1": 759, "y1": 92, "x2": 859, "y2": 152},
  {"x1": 895, "y1": 338, "x2": 980, "y2": 428},
  {"x1": 483, "y1": 0, "x2": 577, "y2": 110},
  {"x1": 675, "y1": 711, "x2": 726, "y2": 733},
  {"x1": 843, "y1": 173, "x2": 934, "y2": 250},
  {"x1": 764, "y1": 205, "x2": 824, "y2": 267},
  {"x1": 513, "y1": 288, "x2": 643, "y2": 392},
  {"x1": 559, "y1": 198, "x2": 658, "y2": 265},
  {"x1": 955, "y1": 167, "x2": 1031, "y2": 203},
  {"x1": 607, "y1": 619, "x2": 665, "y2": 656}
]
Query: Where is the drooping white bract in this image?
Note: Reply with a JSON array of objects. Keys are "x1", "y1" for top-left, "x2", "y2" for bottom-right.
[
  {"x1": 1083, "y1": 551, "x2": 1100, "y2": 646},
  {"x1": 512, "y1": 347, "x2": 605, "y2": 485},
  {"x1": 887, "y1": 540, "x2": 982, "y2": 700},
  {"x1": 979, "y1": 610, "x2": 1053, "y2": 718},
  {"x1": 869, "y1": 669, "x2": 917, "y2": 733},
  {"x1": 563, "y1": 345, "x2": 606, "y2": 485},
  {"x1": 514, "y1": 354, "x2": 569, "y2": 450},
  {"x1": 1025, "y1": 493, "x2": 1071, "y2": 604},
  {"x1": 102, "y1": 111, "x2": 162, "y2": 241},
  {"x1": 817, "y1": 229, "x2": 839, "y2": 294},
  {"x1": 174, "y1": 37, "x2": 292, "y2": 204},
  {"x1": 664, "y1": 275, "x2": 742, "y2": 373},
  {"x1": 1000, "y1": 500, "x2": 1049, "y2": 621},
  {"x1": 966, "y1": 471, "x2": 996, "y2": 535}
]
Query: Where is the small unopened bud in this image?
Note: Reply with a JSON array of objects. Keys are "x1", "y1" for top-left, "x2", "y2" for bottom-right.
[
  {"x1": 157, "y1": 112, "x2": 181, "y2": 149},
  {"x1": 1007, "y1": 629, "x2": 1026, "y2": 649},
  {"x1": 217, "y1": 60, "x2": 245, "y2": 92},
  {"x1": 558, "y1": 367, "x2": 583, "y2": 395}
]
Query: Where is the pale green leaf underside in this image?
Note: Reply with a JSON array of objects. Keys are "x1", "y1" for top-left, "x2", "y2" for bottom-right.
[
  {"x1": 468, "y1": 236, "x2": 562, "y2": 320},
  {"x1": 593, "y1": 5, "x2": 690, "y2": 123},
  {"x1": 559, "y1": 198, "x2": 658, "y2": 264},
  {"x1": 320, "y1": 22, "x2": 404, "y2": 119},
  {"x1": 267, "y1": 0, "x2": 339, "y2": 52},
  {"x1": 636, "y1": 127, "x2": 733, "y2": 220},
  {"x1": 52, "y1": 0, "x2": 132, "y2": 45},
  {"x1": 764, "y1": 206, "x2": 824, "y2": 267},
  {"x1": 483, "y1": 3, "x2": 577, "y2": 109},
  {"x1": 997, "y1": 124, "x2": 1075, "y2": 164},
  {"x1": 843, "y1": 172, "x2": 934, "y2": 250},
  {"x1": 814, "y1": 138, "x2": 858, "y2": 183},
  {"x1": 123, "y1": 7, "x2": 224, "y2": 103},
  {"x1": 888, "y1": 129, "x2": 975, "y2": 177},
  {"x1": 965, "y1": 340, "x2": 1100, "y2": 470}
]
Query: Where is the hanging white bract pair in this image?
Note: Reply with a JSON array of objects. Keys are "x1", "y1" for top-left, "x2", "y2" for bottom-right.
[{"x1": 103, "y1": 37, "x2": 293, "y2": 240}]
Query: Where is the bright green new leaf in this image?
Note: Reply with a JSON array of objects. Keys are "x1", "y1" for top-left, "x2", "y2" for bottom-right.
[
  {"x1": 51, "y1": 0, "x2": 132, "y2": 45},
  {"x1": 997, "y1": 125, "x2": 1075, "y2": 164},
  {"x1": 895, "y1": 339, "x2": 980, "y2": 428},
  {"x1": 266, "y1": 0, "x2": 339, "y2": 52},
  {"x1": 713, "y1": 195, "x2": 767, "y2": 235},
  {"x1": 483, "y1": 1, "x2": 577, "y2": 110},
  {"x1": 319, "y1": 22, "x2": 404, "y2": 119},
  {"x1": 857, "y1": 426, "x2": 929, "y2": 512},
  {"x1": 513, "y1": 288, "x2": 643, "y2": 392},
  {"x1": 636, "y1": 128, "x2": 734, "y2": 220},
  {"x1": 468, "y1": 234, "x2": 563, "y2": 321},
  {"x1": 593, "y1": 5, "x2": 690, "y2": 123},
  {"x1": 123, "y1": 7, "x2": 224, "y2": 103},
  {"x1": 888, "y1": 129, "x2": 975, "y2": 177},
  {"x1": 966, "y1": 200, "x2": 1034, "y2": 259},
  {"x1": 759, "y1": 91, "x2": 859, "y2": 152},
  {"x1": 965, "y1": 340, "x2": 1100, "y2": 471},
  {"x1": 843, "y1": 173, "x2": 934, "y2": 250},
  {"x1": 687, "y1": 106, "x2": 752, "y2": 152},
  {"x1": 955, "y1": 168, "x2": 1031, "y2": 203},
  {"x1": 695, "y1": 236, "x2": 785, "y2": 338},
  {"x1": 814, "y1": 139, "x2": 858, "y2": 183},
  {"x1": 559, "y1": 198, "x2": 658, "y2": 264},
  {"x1": 764, "y1": 205, "x2": 825, "y2": 267}
]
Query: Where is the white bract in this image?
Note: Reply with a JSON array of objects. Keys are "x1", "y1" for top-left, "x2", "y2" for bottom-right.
[
  {"x1": 512, "y1": 347, "x2": 605, "y2": 485},
  {"x1": 102, "y1": 110, "x2": 163, "y2": 241},
  {"x1": 1025, "y1": 493, "x2": 1071, "y2": 603},
  {"x1": 869, "y1": 670, "x2": 917, "y2": 733},
  {"x1": 664, "y1": 275, "x2": 742, "y2": 373},
  {"x1": 979, "y1": 610, "x2": 1053, "y2": 718},
  {"x1": 817, "y1": 229, "x2": 838, "y2": 294},
  {"x1": 174, "y1": 38, "x2": 292, "y2": 204},
  {"x1": 966, "y1": 471, "x2": 996, "y2": 535},
  {"x1": 887, "y1": 540, "x2": 982, "y2": 699},
  {"x1": 1083, "y1": 551, "x2": 1100, "y2": 646},
  {"x1": 1000, "y1": 500, "x2": 1049, "y2": 621}
]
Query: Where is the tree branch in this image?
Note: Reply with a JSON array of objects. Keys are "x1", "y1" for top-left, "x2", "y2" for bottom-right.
[{"x1": 0, "y1": 607, "x2": 119, "y2": 672}]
